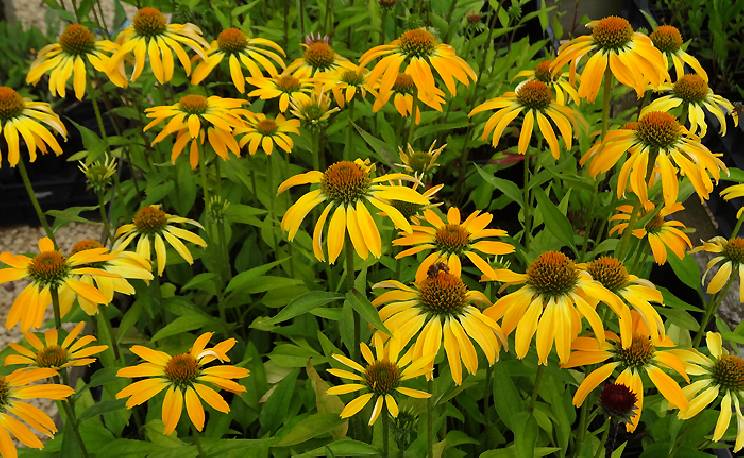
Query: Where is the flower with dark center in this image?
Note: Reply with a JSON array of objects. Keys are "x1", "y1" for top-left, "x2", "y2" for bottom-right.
[
  {"x1": 71, "y1": 240, "x2": 104, "y2": 254},
  {"x1": 322, "y1": 161, "x2": 371, "y2": 205},
  {"x1": 466, "y1": 12, "x2": 482, "y2": 24},
  {"x1": 304, "y1": 40, "x2": 336, "y2": 72},
  {"x1": 615, "y1": 336, "x2": 655, "y2": 368},
  {"x1": 692, "y1": 236, "x2": 744, "y2": 301},
  {"x1": 285, "y1": 33, "x2": 348, "y2": 75},
  {"x1": 216, "y1": 27, "x2": 248, "y2": 54},
  {"x1": 635, "y1": 111, "x2": 681, "y2": 149},
  {"x1": 372, "y1": 71, "x2": 441, "y2": 121},
  {"x1": 289, "y1": 89, "x2": 340, "y2": 127},
  {"x1": 418, "y1": 264, "x2": 467, "y2": 316},
  {"x1": 399, "y1": 28, "x2": 436, "y2": 58},
  {"x1": 649, "y1": 25, "x2": 707, "y2": 80},
  {"x1": 178, "y1": 94, "x2": 209, "y2": 115},
  {"x1": 0, "y1": 87, "x2": 24, "y2": 120},
  {"x1": 516, "y1": 80, "x2": 552, "y2": 111},
  {"x1": 712, "y1": 354, "x2": 744, "y2": 391},
  {"x1": 527, "y1": 251, "x2": 579, "y2": 297},
  {"x1": 133, "y1": 7, "x2": 167, "y2": 37},
  {"x1": 364, "y1": 360, "x2": 401, "y2": 395},
  {"x1": 35, "y1": 346, "x2": 69, "y2": 368},
  {"x1": 378, "y1": 0, "x2": 397, "y2": 8},
  {"x1": 587, "y1": 257, "x2": 629, "y2": 292},
  {"x1": 238, "y1": 113, "x2": 300, "y2": 156},
  {"x1": 59, "y1": 23, "x2": 95, "y2": 56},
  {"x1": 533, "y1": 60, "x2": 553, "y2": 82},
  {"x1": 591, "y1": 16, "x2": 633, "y2": 49},
  {"x1": 600, "y1": 382, "x2": 638, "y2": 422},
  {"x1": 434, "y1": 225, "x2": 470, "y2": 254},
  {"x1": 672, "y1": 74, "x2": 709, "y2": 104},
  {"x1": 247, "y1": 71, "x2": 313, "y2": 112},
  {"x1": 315, "y1": 65, "x2": 372, "y2": 108},
  {"x1": 133, "y1": 206, "x2": 168, "y2": 234},
  {"x1": 164, "y1": 353, "x2": 200, "y2": 387}
]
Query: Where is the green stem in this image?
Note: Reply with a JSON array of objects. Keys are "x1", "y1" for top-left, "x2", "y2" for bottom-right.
[
  {"x1": 344, "y1": 98, "x2": 355, "y2": 160},
  {"x1": 574, "y1": 400, "x2": 590, "y2": 455},
  {"x1": 324, "y1": 0, "x2": 333, "y2": 35},
  {"x1": 693, "y1": 287, "x2": 730, "y2": 347},
  {"x1": 523, "y1": 154, "x2": 532, "y2": 248},
  {"x1": 483, "y1": 365, "x2": 493, "y2": 449},
  {"x1": 344, "y1": 235, "x2": 359, "y2": 361},
  {"x1": 17, "y1": 157, "x2": 53, "y2": 240},
  {"x1": 192, "y1": 424, "x2": 206, "y2": 457},
  {"x1": 382, "y1": 411, "x2": 390, "y2": 457},
  {"x1": 283, "y1": 0, "x2": 290, "y2": 50},
  {"x1": 405, "y1": 92, "x2": 419, "y2": 146},
  {"x1": 266, "y1": 156, "x2": 278, "y2": 249},
  {"x1": 732, "y1": 212, "x2": 744, "y2": 239},
  {"x1": 97, "y1": 190, "x2": 110, "y2": 244},
  {"x1": 427, "y1": 379, "x2": 434, "y2": 458},
  {"x1": 600, "y1": 64, "x2": 613, "y2": 137},
  {"x1": 99, "y1": 310, "x2": 121, "y2": 361},
  {"x1": 213, "y1": 159, "x2": 231, "y2": 280},
  {"x1": 443, "y1": 0, "x2": 458, "y2": 42},
  {"x1": 529, "y1": 364, "x2": 544, "y2": 411},
  {"x1": 616, "y1": 200, "x2": 641, "y2": 261},
  {"x1": 594, "y1": 418, "x2": 611, "y2": 458},
  {"x1": 298, "y1": 0, "x2": 306, "y2": 36}
]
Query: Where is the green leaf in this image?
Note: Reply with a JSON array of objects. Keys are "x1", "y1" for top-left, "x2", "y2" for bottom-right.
[
  {"x1": 70, "y1": 120, "x2": 105, "y2": 159},
  {"x1": 353, "y1": 123, "x2": 396, "y2": 164},
  {"x1": 225, "y1": 204, "x2": 267, "y2": 225},
  {"x1": 345, "y1": 290, "x2": 389, "y2": 334},
  {"x1": 513, "y1": 412, "x2": 538, "y2": 457},
  {"x1": 296, "y1": 438, "x2": 380, "y2": 457},
  {"x1": 47, "y1": 206, "x2": 96, "y2": 231},
  {"x1": 274, "y1": 413, "x2": 344, "y2": 447},
  {"x1": 151, "y1": 314, "x2": 216, "y2": 342},
  {"x1": 225, "y1": 259, "x2": 286, "y2": 293},
  {"x1": 534, "y1": 187, "x2": 576, "y2": 251},
  {"x1": 270, "y1": 291, "x2": 343, "y2": 324},
  {"x1": 79, "y1": 399, "x2": 126, "y2": 420},
  {"x1": 667, "y1": 253, "x2": 702, "y2": 293},
  {"x1": 475, "y1": 164, "x2": 523, "y2": 207},
  {"x1": 260, "y1": 369, "x2": 299, "y2": 432}
]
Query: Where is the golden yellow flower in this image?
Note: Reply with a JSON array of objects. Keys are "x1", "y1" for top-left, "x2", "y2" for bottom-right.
[
  {"x1": 237, "y1": 113, "x2": 299, "y2": 156},
  {"x1": 5, "y1": 321, "x2": 107, "y2": 369},
  {"x1": 649, "y1": 25, "x2": 707, "y2": 81},
  {"x1": 26, "y1": 23, "x2": 127, "y2": 99},
  {"x1": 373, "y1": 263, "x2": 507, "y2": 385},
  {"x1": 315, "y1": 64, "x2": 372, "y2": 108},
  {"x1": 0, "y1": 87, "x2": 66, "y2": 167},
  {"x1": 327, "y1": 334, "x2": 430, "y2": 425},
  {"x1": 582, "y1": 111, "x2": 726, "y2": 208},
  {"x1": 0, "y1": 237, "x2": 116, "y2": 331},
  {"x1": 563, "y1": 312, "x2": 689, "y2": 432},
  {"x1": 469, "y1": 80, "x2": 584, "y2": 159},
  {"x1": 361, "y1": 28, "x2": 476, "y2": 111},
  {"x1": 109, "y1": 7, "x2": 208, "y2": 84},
  {"x1": 289, "y1": 88, "x2": 340, "y2": 128},
  {"x1": 113, "y1": 205, "x2": 207, "y2": 276},
  {"x1": 246, "y1": 70, "x2": 314, "y2": 112},
  {"x1": 609, "y1": 202, "x2": 692, "y2": 265},
  {"x1": 371, "y1": 73, "x2": 433, "y2": 123},
  {"x1": 721, "y1": 183, "x2": 744, "y2": 219},
  {"x1": 552, "y1": 16, "x2": 668, "y2": 101},
  {"x1": 643, "y1": 74, "x2": 738, "y2": 137},
  {"x1": 0, "y1": 367, "x2": 75, "y2": 456},
  {"x1": 691, "y1": 236, "x2": 744, "y2": 301},
  {"x1": 144, "y1": 93, "x2": 249, "y2": 169},
  {"x1": 393, "y1": 207, "x2": 514, "y2": 283},
  {"x1": 116, "y1": 332, "x2": 249, "y2": 435},
  {"x1": 287, "y1": 33, "x2": 352, "y2": 76},
  {"x1": 278, "y1": 159, "x2": 429, "y2": 262},
  {"x1": 514, "y1": 59, "x2": 578, "y2": 105},
  {"x1": 191, "y1": 27, "x2": 285, "y2": 93}
]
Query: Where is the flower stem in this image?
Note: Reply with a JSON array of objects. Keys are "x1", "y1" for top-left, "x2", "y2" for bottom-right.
[
  {"x1": 427, "y1": 379, "x2": 434, "y2": 458},
  {"x1": 529, "y1": 363, "x2": 544, "y2": 411},
  {"x1": 522, "y1": 154, "x2": 532, "y2": 248},
  {"x1": 732, "y1": 212, "x2": 744, "y2": 239},
  {"x1": 600, "y1": 65, "x2": 613, "y2": 137},
  {"x1": 594, "y1": 417, "x2": 611, "y2": 458},
  {"x1": 344, "y1": 235, "x2": 359, "y2": 361},
  {"x1": 382, "y1": 411, "x2": 390, "y2": 457},
  {"x1": 97, "y1": 190, "x2": 111, "y2": 245},
  {"x1": 97, "y1": 310, "x2": 121, "y2": 362},
  {"x1": 344, "y1": 98, "x2": 356, "y2": 160},
  {"x1": 266, "y1": 155, "x2": 278, "y2": 249},
  {"x1": 17, "y1": 157, "x2": 54, "y2": 241},
  {"x1": 483, "y1": 364, "x2": 493, "y2": 449},
  {"x1": 404, "y1": 93, "x2": 419, "y2": 146},
  {"x1": 574, "y1": 400, "x2": 590, "y2": 454},
  {"x1": 191, "y1": 424, "x2": 207, "y2": 458},
  {"x1": 212, "y1": 159, "x2": 232, "y2": 280},
  {"x1": 283, "y1": 0, "x2": 290, "y2": 49}
]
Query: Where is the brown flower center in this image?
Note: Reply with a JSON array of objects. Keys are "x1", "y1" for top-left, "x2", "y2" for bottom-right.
[
  {"x1": 635, "y1": 111, "x2": 681, "y2": 149},
  {"x1": 28, "y1": 250, "x2": 69, "y2": 285},
  {"x1": 378, "y1": 0, "x2": 397, "y2": 8},
  {"x1": 434, "y1": 224, "x2": 470, "y2": 254},
  {"x1": 712, "y1": 354, "x2": 744, "y2": 391},
  {"x1": 71, "y1": 239, "x2": 103, "y2": 254},
  {"x1": 164, "y1": 353, "x2": 199, "y2": 386},
  {"x1": 0, "y1": 379, "x2": 9, "y2": 408},
  {"x1": 36, "y1": 345, "x2": 69, "y2": 368},
  {"x1": 599, "y1": 382, "x2": 638, "y2": 420},
  {"x1": 650, "y1": 25, "x2": 683, "y2": 53},
  {"x1": 419, "y1": 264, "x2": 467, "y2": 315},
  {"x1": 466, "y1": 12, "x2": 482, "y2": 24},
  {"x1": 276, "y1": 75, "x2": 301, "y2": 93},
  {"x1": 673, "y1": 74, "x2": 708, "y2": 104},
  {"x1": 399, "y1": 28, "x2": 436, "y2": 58},
  {"x1": 133, "y1": 206, "x2": 167, "y2": 233},
  {"x1": 587, "y1": 256, "x2": 629, "y2": 292},
  {"x1": 646, "y1": 213, "x2": 665, "y2": 233},
  {"x1": 393, "y1": 74, "x2": 416, "y2": 94},
  {"x1": 592, "y1": 16, "x2": 633, "y2": 49},
  {"x1": 255, "y1": 119, "x2": 277, "y2": 136},
  {"x1": 321, "y1": 161, "x2": 370, "y2": 204},
  {"x1": 616, "y1": 336, "x2": 654, "y2": 368},
  {"x1": 533, "y1": 60, "x2": 554, "y2": 83},
  {"x1": 217, "y1": 27, "x2": 247, "y2": 54},
  {"x1": 179, "y1": 94, "x2": 209, "y2": 115},
  {"x1": 59, "y1": 24, "x2": 95, "y2": 56},
  {"x1": 723, "y1": 238, "x2": 744, "y2": 264},
  {"x1": 304, "y1": 41, "x2": 335, "y2": 71},
  {"x1": 389, "y1": 200, "x2": 421, "y2": 219},
  {"x1": 527, "y1": 251, "x2": 579, "y2": 297},
  {"x1": 341, "y1": 70, "x2": 364, "y2": 87},
  {"x1": 364, "y1": 360, "x2": 400, "y2": 395},
  {"x1": 516, "y1": 80, "x2": 552, "y2": 110},
  {"x1": 0, "y1": 87, "x2": 24, "y2": 120},
  {"x1": 133, "y1": 7, "x2": 167, "y2": 38}
]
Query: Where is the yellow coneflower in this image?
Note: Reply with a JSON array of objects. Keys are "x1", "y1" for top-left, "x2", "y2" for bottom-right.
[
  {"x1": 0, "y1": 237, "x2": 115, "y2": 331},
  {"x1": 678, "y1": 332, "x2": 744, "y2": 451},
  {"x1": 5, "y1": 321, "x2": 107, "y2": 369},
  {"x1": 360, "y1": 28, "x2": 476, "y2": 110},
  {"x1": 396, "y1": 141, "x2": 444, "y2": 177},
  {"x1": 327, "y1": 334, "x2": 430, "y2": 425},
  {"x1": 26, "y1": 23, "x2": 126, "y2": 99},
  {"x1": 278, "y1": 159, "x2": 428, "y2": 263},
  {"x1": 289, "y1": 89, "x2": 340, "y2": 128},
  {"x1": 237, "y1": 113, "x2": 299, "y2": 156},
  {"x1": 514, "y1": 59, "x2": 578, "y2": 105},
  {"x1": 0, "y1": 87, "x2": 66, "y2": 167},
  {"x1": 144, "y1": 94, "x2": 249, "y2": 169},
  {"x1": 287, "y1": 33, "x2": 352, "y2": 76},
  {"x1": 315, "y1": 64, "x2": 372, "y2": 108},
  {"x1": 469, "y1": 80, "x2": 585, "y2": 159},
  {"x1": 113, "y1": 205, "x2": 207, "y2": 276},
  {"x1": 0, "y1": 367, "x2": 75, "y2": 456},
  {"x1": 373, "y1": 263, "x2": 507, "y2": 385},
  {"x1": 191, "y1": 27, "x2": 285, "y2": 93},
  {"x1": 63, "y1": 239, "x2": 153, "y2": 316},
  {"x1": 371, "y1": 73, "x2": 434, "y2": 123},
  {"x1": 649, "y1": 25, "x2": 707, "y2": 81},
  {"x1": 552, "y1": 16, "x2": 668, "y2": 101},
  {"x1": 563, "y1": 312, "x2": 689, "y2": 432},
  {"x1": 116, "y1": 332, "x2": 249, "y2": 435},
  {"x1": 721, "y1": 183, "x2": 744, "y2": 219},
  {"x1": 108, "y1": 7, "x2": 208, "y2": 84},
  {"x1": 642, "y1": 74, "x2": 738, "y2": 137},
  {"x1": 246, "y1": 70, "x2": 314, "y2": 112},
  {"x1": 691, "y1": 236, "x2": 744, "y2": 301},
  {"x1": 582, "y1": 111, "x2": 726, "y2": 208},
  {"x1": 393, "y1": 208, "x2": 514, "y2": 283},
  {"x1": 484, "y1": 251, "x2": 616, "y2": 365},
  {"x1": 609, "y1": 202, "x2": 691, "y2": 265}
]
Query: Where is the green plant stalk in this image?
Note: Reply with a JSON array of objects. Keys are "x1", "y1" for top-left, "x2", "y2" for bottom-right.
[
  {"x1": 522, "y1": 153, "x2": 532, "y2": 248},
  {"x1": 732, "y1": 212, "x2": 744, "y2": 239},
  {"x1": 298, "y1": 0, "x2": 306, "y2": 36},
  {"x1": 266, "y1": 155, "x2": 278, "y2": 249},
  {"x1": 344, "y1": 235, "x2": 359, "y2": 361},
  {"x1": 574, "y1": 400, "x2": 590, "y2": 454},
  {"x1": 213, "y1": 159, "x2": 232, "y2": 280},
  {"x1": 443, "y1": 0, "x2": 458, "y2": 42},
  {"x1": 594, "y1": 417, "x2": 611, "y2": 458},
  {"x1": 97, "y1": 190, "x2": 111, "y2": 245},
  {"x1": 283, "y1": 0, "x2": 290, "y2": 50},
  {"x1": 615, "y1": 201, "x2": 641, "y2": 261},
  {"x1": 693, "y1": 284, "x2": 731, "y2": 347},
  {"x1": 344, "y1": 98, "x2": 356, "y2": 160},
  {"x1": 405, "y1": 93, "x2": 419, "y2": 146},
  {"x1": 382, "y1": 411, "x2": 390, "y2": 457},
  {"x1": 529, "y1": 363, "x2": 544, "y2": 411},
  {"x1": 97, "y1": 310, "x2": 121, "y2": 362},
  {"x1": 380, "y1": 8, "x2": 388, "y2": 43},
  {"x1": 192, "y1": 424, "x2": 206, "y2": 458},
  {"x1": 17, "y1": 157, "x2": 54, "y2": 241},
  {"x1": 427, "y1": 379, "x2": 434, "y2": 458},
  {"x1": 483, "y1": 365, "x2": 493, "y2": 449},
  {"x1": 324, "y1": 0, "x2": 334, "y2": 35}
]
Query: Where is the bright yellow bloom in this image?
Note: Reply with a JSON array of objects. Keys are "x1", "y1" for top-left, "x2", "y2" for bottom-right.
[
  {"x1": 372, "y1": 73, "x2": 432, "y2": 123},
  {"x1": 396, "y1": 141, "x2": 444, "y2": 176},
  {"x1": 5, "y1": 321, "x2": 107, "y2": 369},
  {"x1": 609, "y1": 202, "x2": 691, "y2": 265},
  {"x1": 393, "y1": 207, "x2": 514, "y2": 283},
  {"x1": 109, "y1": 7, "x2": 208, "y2": 84},
  {"x1": 691, "y1": 236, "x2": 744, "y2": 301},
  {"x1": 551, "y1": 16, "x2": 668, "y2": 102},
  {"x1": 246, "y1": 70, "x2": 314, "y2": 112},
  {"x1": 373, "y1": 263, "x2": 506, "y2": 385},
  {"x1": 514, "y1": 59, "x2": 578, "y2": 104},
  {"x1": 289, "y1": 88, "x2": 340, "y2": 128},
  {"x1": 484, "y1": 251, "x2": 617, "y2": 365},
  {"x1": 563, "y1": 313, "x2": 689, "y2": 432},
  {"x1": 116, "y1": 332, "x2": 249, "y2": 435},
  {"x1": 582, "y1": 111, "x2": 725, "y2": 208},
  {"x1": 469, "y1": 80, "x2": 584, "y2": 159},
  {"x1": 649, "y1": 25, "x2": 707, "y2": 81},
  {"x1": 237, "y1": 113, "x2": 299, "y2": 156},
  {"x1": 315, "y1": 64, "x2": 372, "y2": 108},
  {"x1": 287, "y1": 34, "x2": 352, "y2": 76},
  {"x1": 361, "y1": 28, "x2": 476, "y2": 111},
  {"x1": 721, "y1": 183, "x2": 744, "y2": 219},
  {"x1": 327, "y1": 334, "x2": 430, "y2": 425},
  {"x1": 113, "y1": 205, "x2": 207, "y2": 276},
  {"x1": 63, "y1": 239, "x2": 153, "y2": 316},
  {"x1": 0, "y1": 367, "x2": 75, "y2": 456},
  {"x1": 678, "y1": 332, "x2": 744, "y2": 451},
  {"x1": 0, "y1": 87, "x2": 66, "y2": 167},
  {"x1": 278, "y1": 159, "x2": 429, "y2": 263},
  {"x1": 26, "y1": 23, "x2": 126, "y2": 99},
  {"x1": 643, "y1": 74, "x2": 738, "y2": 137},
  {"x1": 0, "y1": 237, "x2": 116, "y2": 331},
  {"x1": 191, "y1": 27, "x2": 285, "y2": 93},
  {"x1": 144, "y1": 94, "x2": 249, "y2": 169}
]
